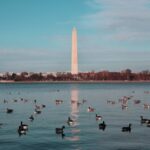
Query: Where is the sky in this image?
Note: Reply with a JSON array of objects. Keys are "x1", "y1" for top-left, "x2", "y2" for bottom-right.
[{"x1": 0, "y1": 0, "x2": 150, "y2": 73}]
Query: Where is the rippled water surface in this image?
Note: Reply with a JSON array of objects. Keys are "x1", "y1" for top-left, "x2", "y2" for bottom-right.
[{"x1": 0, "y1": 82, "x2": 150, "y2": 150}]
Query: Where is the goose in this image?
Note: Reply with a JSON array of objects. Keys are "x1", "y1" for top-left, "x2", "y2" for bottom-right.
[
  {"x1": 35, "y1": 105, "x2": 41, "y2": 109},
  {"x1": 20, "y1": 98, "x2": 24, "y2": 101},
  {"x1": 96, "y1": 114, "x2": 102, "y2": 120},
  {"x1": 122, "y1": 104, "x2": 128, "y2": 110},
  {"x1": 20, "y1": 121, "x2": 28, "y2": 130},
  {"x1": 13, "y1": 99, "x2": 18, "y2": 102},
  {"x1": 41, "y1": 104, "x2": 46, "y2": 108},
  {"x1": 4, "y1": 99, "x2": 8, "y2": 103},
  {"x1": 18, "y1": 125, "x2": 26, "y2": 135},
  {"x1": 143, "y1": 104, "x2": 150, "y2": 109},
  {"x1": 34, "y1": 109, "x2": 42, "y2": 114},
  {"x1": 29, "y1": 115, "x2": 34, "y2": 121},
  {"x1": 55, "y1": 126, "x2": 65, "y2": 134},
  {"x1": 99, "y1": 121, "x2": 106, "y2": 130},
  {"x1": 140, "y1": 116, "x2": 149, "y2": 124},
  {"x1": 67, "y1": 117, "x2": 74, "y2": 125},
  {"x1": 18, "y1": 121, "x2": 28, "y2": 135},
  {"x1": 122, "y1": 124, "x2": 131, "y2": 132},
  {"x1": 134, "y1": 100, "x2": 141, "y2": 104},
  {"x1": 6, "y1": 108, "x2": 13, "y2": 113},
  {"x1": 24, "y1": 99, "x2": 28, "y2": 103},
  {"x1": 55, "y1": 100, "x2": 63, "y2": 104},
  {"x1": 34, "y1": 99, "x2": 37, "y2": 104},
  {"x1": 87, "y1": 107, "x2": 95, "y2": 112}
]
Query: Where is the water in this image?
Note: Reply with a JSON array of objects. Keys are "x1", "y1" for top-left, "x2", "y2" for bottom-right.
[{"x1": 0, "y1": 82, "x2": 150, "y2": 150}]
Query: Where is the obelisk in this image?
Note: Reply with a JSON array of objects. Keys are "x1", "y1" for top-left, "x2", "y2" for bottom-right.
[{"x1": 71, "y1": 27, "x2": 78, "y2": 74}]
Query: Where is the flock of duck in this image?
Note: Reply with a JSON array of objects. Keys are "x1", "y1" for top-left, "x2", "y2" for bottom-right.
[{"x1": 0, "y1": 90, "x2": 150, "y2": 138}]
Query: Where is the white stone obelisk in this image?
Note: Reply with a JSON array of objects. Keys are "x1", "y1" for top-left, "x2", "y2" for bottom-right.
[{"x1": 71, "y1": 27, "x2": 78, "y2": 74}]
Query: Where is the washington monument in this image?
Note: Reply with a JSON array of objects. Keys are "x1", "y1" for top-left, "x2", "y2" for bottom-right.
[{"x1": 71, "y1": 27, "x2": 78, "y2": 74}]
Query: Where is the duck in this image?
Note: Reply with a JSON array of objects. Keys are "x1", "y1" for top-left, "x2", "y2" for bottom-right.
[
  {"x1": 96, "y1": 114, "x2": 102, "y2": 120},
  {"x1": 55, "y1": 126, "x2": 65, "y2": 134},
  {"x1": 99, "y1": 121, "x2": 106, "y2": 130},
  {"x1": 6, "y1": 108, "x2": 13, "y2": 113},
  {"x1": 122, "y1": 124, "x2": 131, "y2": 132},
  {"x1": 29, "y1": 115, "x2": 34, "y2": 121}
]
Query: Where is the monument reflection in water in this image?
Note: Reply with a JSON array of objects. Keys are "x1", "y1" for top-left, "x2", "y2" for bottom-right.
[
  {"x1": 67, "y1": 87, "x2": 80, "y2": 141},
  {"x1": 71, "y1": 87, "x2": 79, "y2": 118}
]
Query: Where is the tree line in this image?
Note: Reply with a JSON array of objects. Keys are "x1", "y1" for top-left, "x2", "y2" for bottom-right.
[{"x1": 0, "y1": 69, "x2": 150, "y2": 81}]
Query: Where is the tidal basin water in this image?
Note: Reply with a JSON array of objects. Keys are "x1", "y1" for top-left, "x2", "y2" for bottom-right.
[{"x1": 0, "y1": 82, "x2": 150, "y2": 150}]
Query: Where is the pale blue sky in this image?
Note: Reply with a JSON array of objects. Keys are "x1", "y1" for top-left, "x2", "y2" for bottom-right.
[{"x1": 0, "y1": 0, "x2": 150, "y2": 72}]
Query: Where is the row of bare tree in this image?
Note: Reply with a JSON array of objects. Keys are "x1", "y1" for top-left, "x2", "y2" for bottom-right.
[{"x1": 0, "y1": 69, "x2": 150, "y2": 81}]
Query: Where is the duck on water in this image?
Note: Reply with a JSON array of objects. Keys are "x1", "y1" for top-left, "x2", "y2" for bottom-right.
[{"x1": 29, "y1": 115, "x2": 34, "y2": 121}]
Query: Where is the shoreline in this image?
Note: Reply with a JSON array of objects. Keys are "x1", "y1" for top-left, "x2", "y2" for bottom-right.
[{"x1": 1, "y1": 80, "x2": 150, "y2": 84}]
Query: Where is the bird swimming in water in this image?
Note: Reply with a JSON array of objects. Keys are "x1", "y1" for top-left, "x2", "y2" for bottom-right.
[
  {"x1": 87, "y1": 107, "x2": 95, "y2": 112},
  {"x1": 18, "y1": 121, "x2": 28, "y2": 136},
  {"x1": 99, "y1": 121, "x2": 106, "y2": 131},
  {"x1": 55, "y1": 126, "x2": 65, "y2": 134},
  {"x1": 122, "y1": 124, "x2": 132, "y2": 132},
  {"x1": 96, "y1": 114, "x2": 102, "y2": 121},
  {"x1": 6, "y1": 108, "x2": 13, "y2": 113},
  {"x1": 29, "y1": 115, "x2": 34, "y2": 121},
  {"x1": 67, "y1": 117, "x2": 74, "y2": 125}
]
